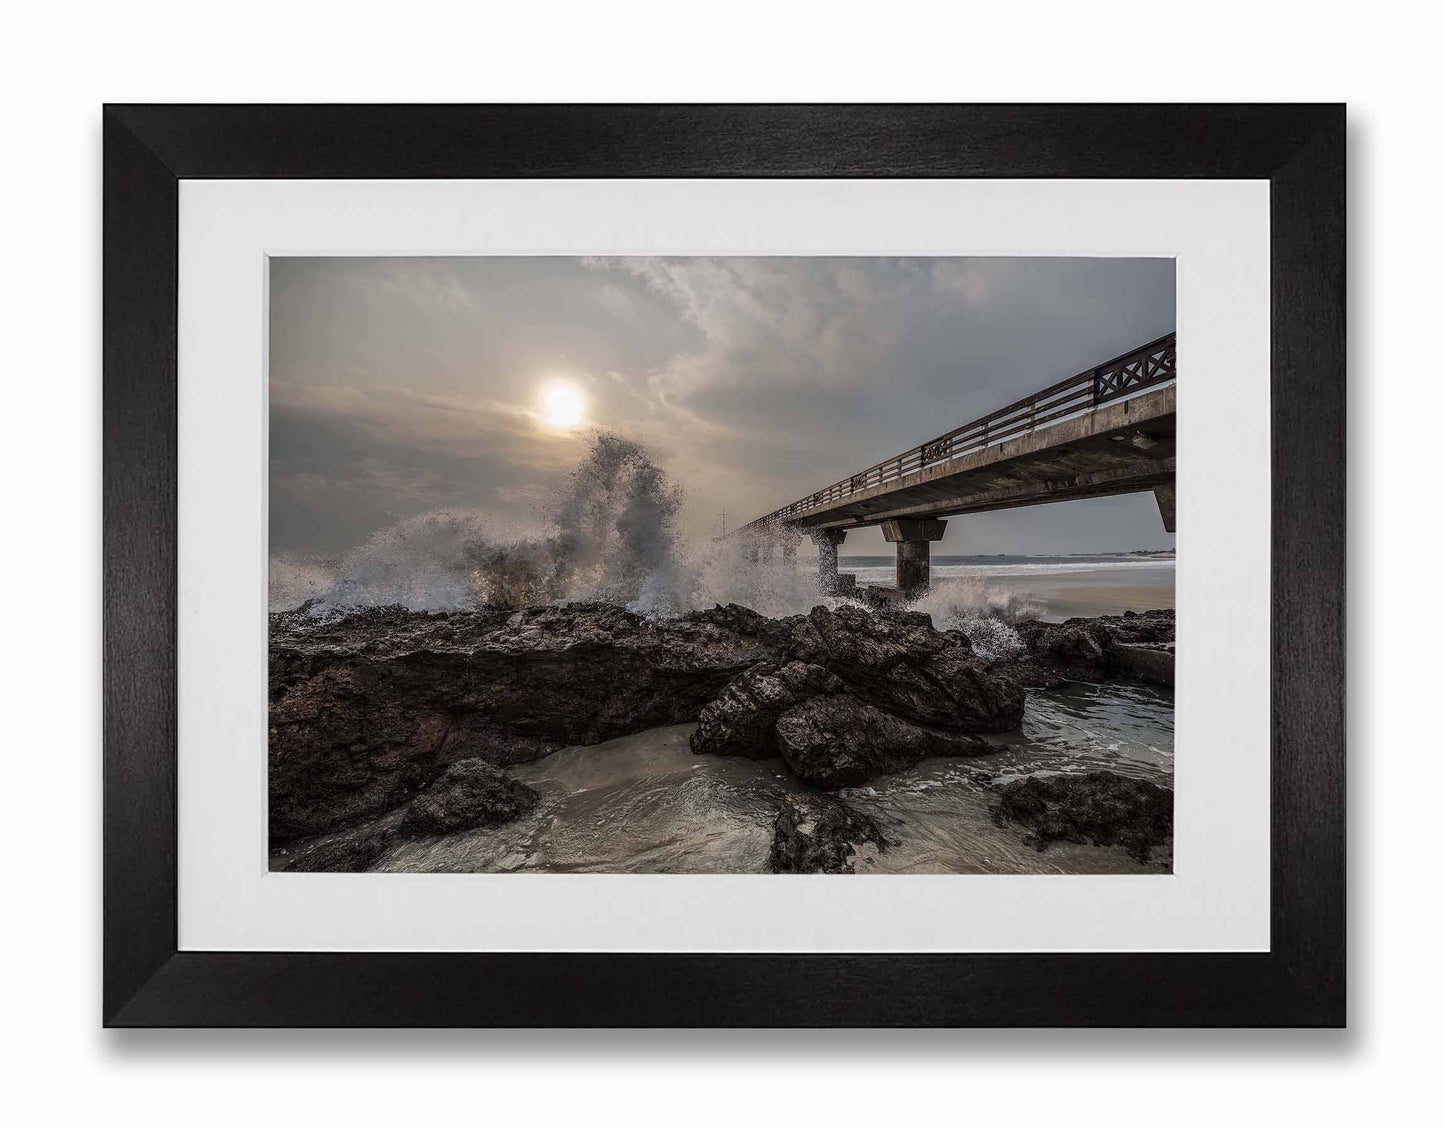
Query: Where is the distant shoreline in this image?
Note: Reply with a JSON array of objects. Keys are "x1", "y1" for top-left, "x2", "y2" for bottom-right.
[
  {"x1": 838, "y1": 551, "x2": 1175, "y2": 561},
  {"x1": 838, "y1": 559, "x2": 1175, "y2": 622}
]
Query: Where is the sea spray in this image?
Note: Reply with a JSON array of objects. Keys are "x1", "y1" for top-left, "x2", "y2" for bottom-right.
[
  {"x1": 681, "y1": 533, "x2": 839, "y2": 618},
  {"x1": 268, "y1": 430, "x2": 1051, "y2": 634},
  {"x1": 280, "y1": 433, "x2": 685, "y2": 612},
  {"x1": 268, "y1": 550, "x2": 340, "y2": 612},
  {"x1": 271, "y1": 431, "x2": 794, "y2": 616},
  {"x1": 311, "y1": 511, "x2": 505, "y2": 612},
  {"x1": 911, "y1": 577, "x2": 1043, "y2": 662}
]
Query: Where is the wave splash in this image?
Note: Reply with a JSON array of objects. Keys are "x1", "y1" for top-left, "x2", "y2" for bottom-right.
[
  {"x1": 910, "y1": 579, "x2": 1043, "y2": 662},
  {"x1": 269, "y1": 430, "x2": 1050, "y2": 642},
  {"x1": 271, "y1": 432, "x2": 831, "y2": 619}
]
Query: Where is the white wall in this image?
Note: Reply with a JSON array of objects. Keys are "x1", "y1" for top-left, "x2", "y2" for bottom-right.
[{"x1": 3, "y1": 2, "x2": 1433, "y2": 1123}]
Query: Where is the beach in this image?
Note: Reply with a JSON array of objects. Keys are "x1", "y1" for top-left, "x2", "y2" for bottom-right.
[
  {"x1": 268, "y1": 600, "x2": 1175, "y2": 876},
  {"x1": 839, "y1": 554, "x2": 1175, "y2": 621},
  {"x1": 368, "y1": 678, "x2": 1173, "y2": 876}
]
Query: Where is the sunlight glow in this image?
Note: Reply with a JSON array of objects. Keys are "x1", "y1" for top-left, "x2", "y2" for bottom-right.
[{"x1": 539, "y1": 381, "x2": 587, "y2": 429}]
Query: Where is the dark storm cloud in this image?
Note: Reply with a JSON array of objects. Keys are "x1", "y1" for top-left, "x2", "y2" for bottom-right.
[{"x1": 269, "y1": 255, "x2": 1175, "y2": 555}]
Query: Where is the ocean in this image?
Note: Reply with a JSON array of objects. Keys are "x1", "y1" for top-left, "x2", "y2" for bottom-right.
[
  {"x1": 838, "y1": 553, "x2": 1175, "y2": 622},
  {"x1": 367, "y1": 677, "x2": 1175, "y2": 876},
  {"x1": 268, "y1": 547, "x2": 1177, "y2": 875}
]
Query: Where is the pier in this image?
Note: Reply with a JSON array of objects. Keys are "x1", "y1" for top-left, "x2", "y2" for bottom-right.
[{"x1": 738, "y1": 333, "x2": 1177, "y2": 599}]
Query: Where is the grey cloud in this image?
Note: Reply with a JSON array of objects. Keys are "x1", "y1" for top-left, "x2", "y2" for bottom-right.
[
  {"x1": 269, "y1": 383, "x2": 584, "y2": 553},
  {"x1": 271, "y1": 256, "x2": 1175, "y2": 555}
]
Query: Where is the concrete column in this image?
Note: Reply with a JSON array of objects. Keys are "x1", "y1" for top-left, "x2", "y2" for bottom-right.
[
  {"x1": 880, "y1": 518, "x2": 947, "y2": 599},
  {"x1": 1154, "y1": 484, "x2": 1176, "y2": 533},
  {"x1": 809, "y1": 529, "x2": 847, "y2": 593}
]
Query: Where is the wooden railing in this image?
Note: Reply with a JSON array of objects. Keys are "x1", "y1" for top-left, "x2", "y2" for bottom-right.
[{"x1": 743, "y1": 332, "x2": 1176, "y2": 530}]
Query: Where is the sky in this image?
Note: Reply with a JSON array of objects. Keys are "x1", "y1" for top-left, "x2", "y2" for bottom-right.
[{"x1": 269, "y1": 256, "x2": 1176, "y2": 558}]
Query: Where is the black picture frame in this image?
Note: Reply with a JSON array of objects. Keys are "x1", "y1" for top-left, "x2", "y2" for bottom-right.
[{"x1": 103, "y1": 104, "x2": 1344, "y2": 1027}]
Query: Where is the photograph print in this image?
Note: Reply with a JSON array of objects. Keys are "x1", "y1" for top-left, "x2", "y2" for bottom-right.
[{"x1": 268, "y1": 255, "x2": 1177, "y2": 875}]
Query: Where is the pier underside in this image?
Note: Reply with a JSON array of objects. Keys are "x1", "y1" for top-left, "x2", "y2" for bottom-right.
[
  {"x1": 791, "y1": 384, "x2": 1175, "y2": 534},
  {"x1": 745, "y1": 385, "x2": 1175, "y2": 600}
]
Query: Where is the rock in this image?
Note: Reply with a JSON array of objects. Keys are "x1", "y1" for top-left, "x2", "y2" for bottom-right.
[
  {"x1": 988, "y1": 771, "x2": 1173, "y2": 863},
  {"x1": 397, "y1": 759, "x2": 540, "y2": 837},
  {"x1": 269, "y1": 762, "x2": 537, "y2": 867},
  {"x1": 688, "y1": 604, "x2": 1019, "y2": 787},
  {"x1": 773, "y1": 694, "x2": 993, "y2": 789},
  {"x1": 690, "y1": 661, "x2": 844, "y2": 758},
  {"x1": 271, "y1": 599, "x2": 1025, "y2": 841},
  {"x1": 1043, "y1": 626, "x2": 1106, "y2": 665},
  {"x1": 1111, "y1": 643, "x2": 1174, "y2": 687},
  {"x1": 271, "y1": 809, "x2": 406, "y2": 873},
  {"x1": 1000, "y1": 610, "x2": 1175, "y2": 687},
  {"x1": 1096, "y1": 609, "x2": 1175, "y2": 647},
  {"x1": 788, "y1": 604, "x2": 1024, "y2": 733},
  {"x1": 269, "y1": 601, "x2": 785, "y2": 841},
  {"x1": 768, "y1": 794, "x2": 893, "y2": 873},
  {"x1": 274, "y1": 829, "x2": 395, "y2": 873}
]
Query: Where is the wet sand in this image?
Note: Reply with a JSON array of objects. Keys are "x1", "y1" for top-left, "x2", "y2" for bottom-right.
[
  {"x1": 893, "y1": 566, "x2": 1174, "y2": 622},
  {"x1": 986, "y1": 572, "x2": 1174, "y2": 621}
]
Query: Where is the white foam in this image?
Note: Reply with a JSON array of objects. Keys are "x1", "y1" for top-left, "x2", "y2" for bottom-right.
[{"x1": 270, "y1": 432, "x2": 846, "y2": 618}]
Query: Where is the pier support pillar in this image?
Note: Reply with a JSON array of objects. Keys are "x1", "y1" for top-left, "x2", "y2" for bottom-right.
[
  {"x1": 809, "y1": 529, "x2": 848, "y2": 594},
  {"x1": 880, "y1": 518, "x2": 947, "y2": 599},
  {"x1": 1153, "y1": 484, "x2": 1176, "y2": 533}
]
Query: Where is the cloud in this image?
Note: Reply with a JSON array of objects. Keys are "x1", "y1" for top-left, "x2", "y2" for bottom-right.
[
  {"x1": 572, "y1": 256, "x2": 1174, "y2": 540},
  {"x1": 271, "y1": 256, "x2": 1175, "y2": 554},
  {"x1": 269, "y1": 380, "x2": 589, "y2": 552}
]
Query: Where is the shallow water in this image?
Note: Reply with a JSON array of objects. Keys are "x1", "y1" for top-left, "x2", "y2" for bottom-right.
[
  {"x1": 841, "y1": 557, "x2": 1175, "y2": 622},
  {"x1": 373, "y1": 679, "x2": 1174, "y2": 876}
]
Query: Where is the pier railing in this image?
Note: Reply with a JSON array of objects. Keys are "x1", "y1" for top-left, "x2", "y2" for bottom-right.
[{"x1": 743, "y1": 332, "x2": 1176, "y2": 530}]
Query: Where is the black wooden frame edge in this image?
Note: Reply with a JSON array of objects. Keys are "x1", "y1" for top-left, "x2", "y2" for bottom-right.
[{"x1": 102, "y1": 104, "x2": 1344, "y2": 1028}]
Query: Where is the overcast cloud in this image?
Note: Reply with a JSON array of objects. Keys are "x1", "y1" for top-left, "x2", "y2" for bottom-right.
[{"x1": 269, "y1": 256, "x2": 1175, "y2": 557}]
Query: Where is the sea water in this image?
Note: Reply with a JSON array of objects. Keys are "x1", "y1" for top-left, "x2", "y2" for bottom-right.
[
  {"x1": 371, "y1": 678, "x2": 1174, "y2": 876},
  {"x1": 841, "y1": 554, "x2": 1175, "y2": 622}
]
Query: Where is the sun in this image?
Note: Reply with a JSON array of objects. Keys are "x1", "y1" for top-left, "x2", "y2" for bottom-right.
[{"x1": 539, "y1": 381, "x2": 587, "y2": 429}]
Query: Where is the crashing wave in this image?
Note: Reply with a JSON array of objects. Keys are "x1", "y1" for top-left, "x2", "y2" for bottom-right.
[
  {"x1": 270, "y1": 432, "x2": 840, "y2": 619},
  {"x1": 910, "y1": 578, "x2": 1042, "y2": 662},
  {"x1": 268, "y1": 430, "x2": 1056, "y2": 645}
]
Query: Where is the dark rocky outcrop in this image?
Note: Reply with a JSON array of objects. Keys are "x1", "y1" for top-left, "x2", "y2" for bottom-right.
[
  {"x1": 997, "y1": 609, "x2": 1175, "y2": 688},
  {"x1": 271, "y1": 600, "x2": 1024, "y2": 841},
  {"x1": 398, "y1": 760, "x2": 540, "y2": 837},
  {"x1": 773, "y1": 694, "x2": 992, "y2": 789},
  {"x1": 988, "y1": 770, "x2": 1174, "y2": 863},
  {"x1": 691, "y1": 661, "x2": 846, "y2": 759},
  {"x1": 790, "y1": 605, "x2": 1024, "y2": 733},
  {"x1": 272, "y1": 762, "x2": 538, "y2": 871},
  {"x1": 271, "y1": 816, "x2": 402, "y2": 873},
  {"x1": 768, "y1": 794, "x2": 893, "y2": 873},
  {"x1": 690, "y1": 604, "x2": 1019, "y2": 788},
  {"x1": 1111, "y1": 643, "x2": 1174, "y2": 686},
  {"x1": 269, "y1": 601, "x2": 787, "y2": 841}
]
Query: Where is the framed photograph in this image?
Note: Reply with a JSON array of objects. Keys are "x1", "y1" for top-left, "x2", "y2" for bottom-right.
[{"x1": 104, "y1": 104, "x2": 1343, "y2": 1026}]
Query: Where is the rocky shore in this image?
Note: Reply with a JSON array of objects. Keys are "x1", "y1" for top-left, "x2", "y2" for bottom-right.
[
  {"x1": 993, "y1": 609, "x2": 1175, "y2": 688},
  {"x1": 269, "y1": 601, "x2": 1174, "y2": 872},
  {"x1": 986, "y1": 770, "x2": 1173, "y2": 863}
]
